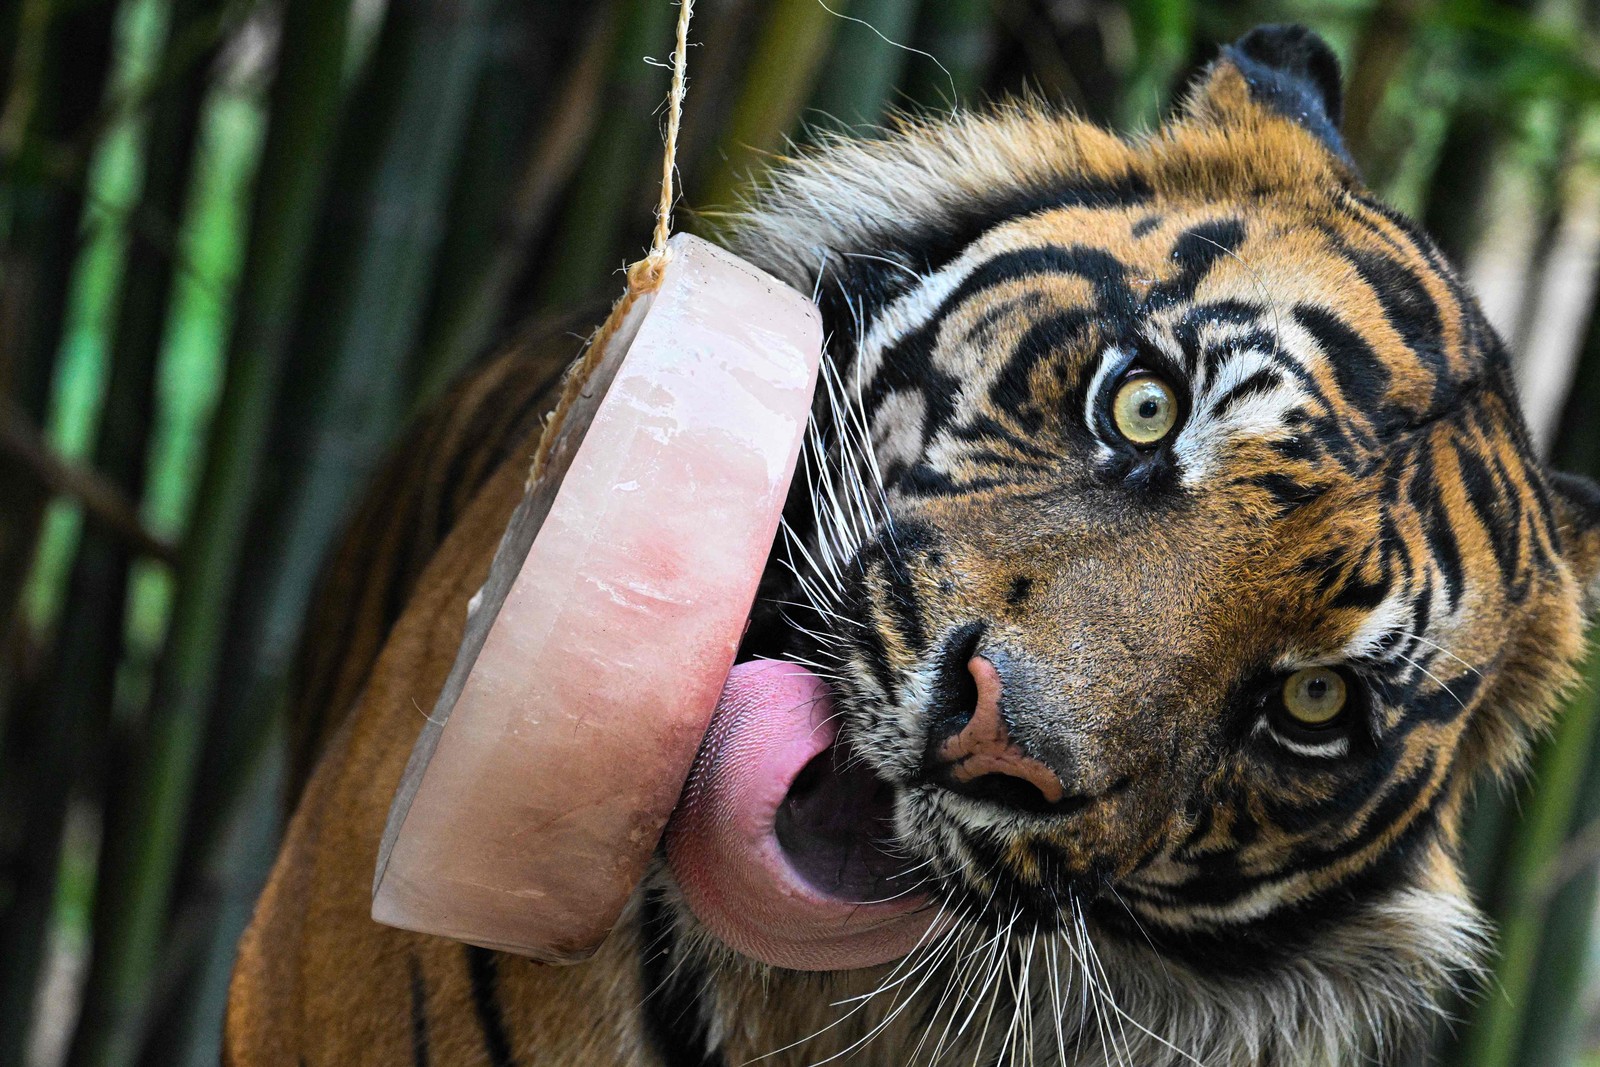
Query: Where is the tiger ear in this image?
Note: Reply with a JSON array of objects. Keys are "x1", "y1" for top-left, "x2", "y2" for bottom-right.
[
  {"x1": 1181, "y1": 24, "x2": 1354, "y2": 167},
  {"x1": 1550, "y1": 470, "x2": 1600, "y2": 615}
]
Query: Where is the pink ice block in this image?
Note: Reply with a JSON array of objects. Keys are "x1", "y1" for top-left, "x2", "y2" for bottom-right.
[{"x1": 372, "y1": 234, "x2": 822, "y2": 960}]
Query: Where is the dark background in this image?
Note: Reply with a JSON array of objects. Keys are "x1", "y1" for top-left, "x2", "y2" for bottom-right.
[{"x1": 2, "y1": 0, "x2": 1599, "y2": 1063}]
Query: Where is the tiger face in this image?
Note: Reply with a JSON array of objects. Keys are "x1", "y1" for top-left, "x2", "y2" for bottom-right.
[
  {"x1": 826, "y1": 194, "x2": 1569, "y2": 939},
  {"x1": 713, "y1": 23, "x2": 1600, "y2": 1063}
]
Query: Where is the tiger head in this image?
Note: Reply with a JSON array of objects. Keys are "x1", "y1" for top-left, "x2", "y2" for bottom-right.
[{"x1": 701, "y1": 23, "x2": 1600, "y2": 1065}]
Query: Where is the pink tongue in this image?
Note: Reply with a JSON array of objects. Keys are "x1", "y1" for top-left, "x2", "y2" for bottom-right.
[{"x1": 665, "y1": 660, "x2": 940, "y2": 971}]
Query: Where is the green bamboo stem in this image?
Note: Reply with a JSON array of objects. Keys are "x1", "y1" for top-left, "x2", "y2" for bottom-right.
[
  {"x1": 0, "y1": 0, "x2": 118, "y2": 1054},
  {"x1": 3, "y1": 0, "x2": 219, "y2": 1060},
  {"x1": 532, "y1": 0, "x2": 673, "y2": 308},
  {"x1": 1516, "y1": 710, "x2": 1600, "y2": 1065},
  {"x1": 903, "y1": 0, "x2": 989, "y2": 109},
  {"x1": 1453, "y1": 638, "x2": 1600, "y2": 1067},
  {"x1": 133, "y1": 740, "x2": 283, "y2": 1067},
  {"x1": 693, "y1": 0, "x2": 848, "y2": 222},
  {"x1": 404, "y1": 0, "x2": 556, "y2": 396},
  {"x1": 59, "y1": 0, "x2": 355, "y2": 1061},
  {"x1": 0, "y1": 0, "x2": 118, "y2": 720},
  {"x1": 408, "y1": 0, "x2": 617, "y2": 404},
  {"x1": 167, "y1": 0, "x2": 498, "y2": 913},
  {"x1": 807, "y1": 0, "x2": 920, "y2": 133}
]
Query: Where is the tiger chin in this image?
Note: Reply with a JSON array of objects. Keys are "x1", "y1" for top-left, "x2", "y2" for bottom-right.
[{"x1": 227, "y1": 23, "x2": 1600, "y2": 1067}]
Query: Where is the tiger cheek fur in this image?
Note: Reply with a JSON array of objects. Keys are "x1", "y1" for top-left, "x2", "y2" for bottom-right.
[{"x1": 226, "y1": 22, "x2": 1600, "y2": 1067}]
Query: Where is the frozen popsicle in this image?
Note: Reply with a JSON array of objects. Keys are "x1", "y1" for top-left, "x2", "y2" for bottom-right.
[{"x1": 371, "y1": 233, "x2": 822, "y2": 961}]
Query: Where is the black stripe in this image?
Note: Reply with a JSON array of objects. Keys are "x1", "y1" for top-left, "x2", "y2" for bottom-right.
[
  {"x1": 465, "y1": 946, "x2": 515, "y2": 1067},
  {"x1": 1409, "y1": 447, "x2": 1466, "y2": 612},
  {"x1": 639, "y1": 889, "x2": 724, "y2": 1067},
  {"x1": 1292, "y1": 304, "x2": 1393, "y2": 435},
  {"x1": 987, "y1": 309, "x2": 1093, "y2": 434},
  {"x1": 1453, "y1": 438, "x2": 1519, "y2": 589},
  {"x1": 813, "y1": 174, "x2": 1154, "y2": 356},
  {"x1": 1209, "y1": 366, "x2": 1281, "y2": 421},
  {"x1": 1149, "y1": 218, "x2": 1246, "y2": 306},
  {"x1": 409, "y1": 954, "x2": 431, "y2": 1067}
]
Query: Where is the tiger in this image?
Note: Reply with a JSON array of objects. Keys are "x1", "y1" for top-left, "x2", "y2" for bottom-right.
[{"x1": 225, "y1": 23, "x2": 1600, "y2": 1067}]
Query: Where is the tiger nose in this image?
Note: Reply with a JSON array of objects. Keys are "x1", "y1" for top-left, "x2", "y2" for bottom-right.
[{"x1": 926, "y1": 655, "x2": 1068, "y2": 810}]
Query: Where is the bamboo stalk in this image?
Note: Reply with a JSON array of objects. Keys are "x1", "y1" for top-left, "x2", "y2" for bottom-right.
[
  {"x1": 58, "y1": 0, "x2": 356, "y2": 1060},
  {"x1": 1517, "y1": 712, "x2": 1600, "y2": 1064},
  {"x1": 903, "y1": 0, "x2": 990, "y2": 109},
  {"x1": 532, "y1": 0, "x2": 673, "y2": 308},
  {"x1": 1341, "y1": 0, "x2": 1430, "y2": 169},
  {"x1": 163, "y1": 0, "x2": 501, "y2": 941},
  {"x1": 404, "y1": 0, "x2": 564, "y2": 398},
  {"x1": 0, "y1": 0, "x2": 119, "y2": 1056},
  {"x1": 0, "y1": 0, "x2": 118, "y2": 716},
  {"x1": 1454, "y1": 639, "x2": 1600, "y2": 1067},
  {"x1": 673, "y1": 0, "x2": 759, "y2": 206},
  {"x1": 10, "y1": 0, "x2": 218, "y2": 1062},
  {"x1": 133, "y1": 741, "x2": 283, "y2": 1067},
  {"x1": 1515, "y1": 111, "x2": 1600, "y2": 452},
  {"x1": 408, "y1": 0, "x2": 617, "y2": 403},
  {"x1": 694, "y1": 0, "x2": 848, "y2": 221},
  {"x1": 807, "y1": 0, "x2": 920, "y2": 133},
  {"x1": 1462, "y1": 0, "x2": 1582, "y2": 354}
]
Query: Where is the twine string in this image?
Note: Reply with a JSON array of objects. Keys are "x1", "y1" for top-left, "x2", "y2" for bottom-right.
[{"x1": 649, "y1": 0, "x2": 694, "y2": 263}]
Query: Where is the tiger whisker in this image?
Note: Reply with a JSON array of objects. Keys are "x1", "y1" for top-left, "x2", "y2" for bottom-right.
[
  {"x1": 799, "y1": 912, "x2": 969, "y2": 1067},
  {"x1": 1390, "y1": 629, "x2": 1482, "y2": 678},
  {"x1": 1393, "y1": 650, "x2": 1469, "y2": 712},
  {"x1": 749, "y1": 903, "x2": 958, "y2": 1065},
  {"x1": 1076, "y1": 898, "x2": 1208, "y2": 1067}
]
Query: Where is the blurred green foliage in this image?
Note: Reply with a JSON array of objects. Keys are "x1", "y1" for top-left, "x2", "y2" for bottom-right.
[{"x1": 2, "y1": 0, "x2": 1600, "y2": 1064}]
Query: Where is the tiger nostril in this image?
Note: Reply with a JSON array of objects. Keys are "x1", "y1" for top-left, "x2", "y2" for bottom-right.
[
  {"x1": 925, "y1": 654, "x2": 1073, "y2": 814},
  {"x1": 927, "y1": 623, "x2": 984, "y2": 736}
]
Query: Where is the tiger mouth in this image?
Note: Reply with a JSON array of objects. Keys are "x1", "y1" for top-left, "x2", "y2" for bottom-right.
[
  {"x1": 774, "y1": 739, "x2": 914, "y2": 901},
  {"x1": 663, "y1": 660, "x2": 947, "y2": 970}
]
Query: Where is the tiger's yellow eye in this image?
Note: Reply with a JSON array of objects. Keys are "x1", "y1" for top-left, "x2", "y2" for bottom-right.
[
  {"x1": 1111, "y1": 375, "x2": 1179, "y2": 445},
  {"x1": 1282, "y1": 668, "x2": 1347, "y2": 726}
]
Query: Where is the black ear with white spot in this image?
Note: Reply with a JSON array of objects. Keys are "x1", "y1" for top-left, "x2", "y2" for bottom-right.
[
  {"x1": 1551, "y1": 470, "x2": 1600, "y2": 616},
  {"x1": 1186, "y1": 24, "x2": 1353, "y2": 167}
]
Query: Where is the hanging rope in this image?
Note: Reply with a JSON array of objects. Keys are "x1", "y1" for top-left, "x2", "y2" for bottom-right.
[{"x1": 648, "y1": 0, "x2": 694, "y2": 265}]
